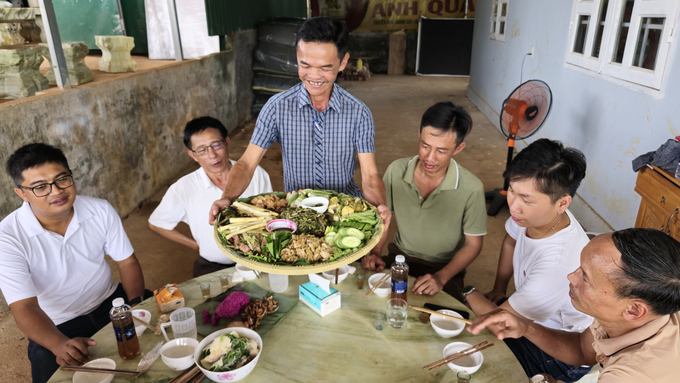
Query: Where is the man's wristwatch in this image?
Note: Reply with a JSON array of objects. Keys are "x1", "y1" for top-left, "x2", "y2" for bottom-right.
[{"x1": 461, "y1": 286, "x2": 476, "y2": 303}]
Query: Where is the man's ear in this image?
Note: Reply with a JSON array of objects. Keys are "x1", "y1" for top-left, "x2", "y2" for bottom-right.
[
  {"x1": 14, "y1": 187, "x2": 29, "y2": 203},
  {"x1": 557, "y1": 194, "x2": 572, "y2": 213},
  {"x1": 622, "y1": 299, "x2": 651, "y2": 322},
  {"x1": 188, "y1": 150, "x2": 199, "y2": 163},
  {"x1": 338, "y1": 52, "x2": 350, "y2": 72},
  {"x1": 452, "y1": 142, "x2": 466, "y2": 156},
  {"x1": 225, "y1": 137, "x2": 231, "y2": 151}
]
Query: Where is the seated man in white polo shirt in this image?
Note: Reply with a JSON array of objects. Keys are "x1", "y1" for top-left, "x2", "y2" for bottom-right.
[
  {"x1": 148, "y1": 116, "x2": 272, "y2": 277},
  {"x1": 0, "y1": 143, "x2": 147, "y2": 383}
]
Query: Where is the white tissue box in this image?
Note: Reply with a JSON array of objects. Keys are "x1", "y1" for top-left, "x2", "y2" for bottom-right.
[{"x1": 299, "y1": 282, "x2": 341, "y2": 317}]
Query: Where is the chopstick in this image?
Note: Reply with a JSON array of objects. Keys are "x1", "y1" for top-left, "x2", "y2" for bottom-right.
[
  {"x1": 365, "y1": 273, "x2": 390, "y2": 296},
  {"x1": 335, "y1": 268, "x2": 339, "y2": 284},
  {"x1": 169, "y1": 366, "x2": 201, "y2": 383},
  {"x1": 60, "y1": 365, "x2": 140, "y2": 376},
  {"x1": 409, "y1": 305, "x2": 473, "y2": 325},
  {"x1": 188, "y1": 371, "x2": 205, "y2": 383},
  {"x1": 133, "y1": 316, "x2": 159, "y2": 332},
  {"x1": 425, "y1": 342, "x2": 495, "y2": 371},
  {"x1": 254, "y1": 269, "x2": 262, "y2": 279},
  {"x1": 422, "y1": 341, "x2": 487, "y2": 369}
]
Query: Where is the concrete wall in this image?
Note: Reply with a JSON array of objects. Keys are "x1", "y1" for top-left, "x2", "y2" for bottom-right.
[
  {"x1": 466, "y1": 0, "x2": 680, "y2": 232},
  {"x1": 0, "y1": 30, "x2": 257, "y2": 220}
]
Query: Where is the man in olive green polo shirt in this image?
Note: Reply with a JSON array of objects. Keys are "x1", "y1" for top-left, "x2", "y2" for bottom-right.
[{"x1": 362, "y1": 102, "x2": 487, "y2": 301}]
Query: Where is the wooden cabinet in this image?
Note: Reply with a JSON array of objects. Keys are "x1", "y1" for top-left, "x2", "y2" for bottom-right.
[{"x1": 634, "y1": 165, "x2": 680, "y2": 240}]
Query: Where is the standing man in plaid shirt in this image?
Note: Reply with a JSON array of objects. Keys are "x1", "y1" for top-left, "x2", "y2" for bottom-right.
[{"x1": 209, "y1": 17, "x2": 390, "y2": 237}]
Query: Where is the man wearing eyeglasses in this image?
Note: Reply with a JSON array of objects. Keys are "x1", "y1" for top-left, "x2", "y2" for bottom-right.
[
  {"x1": 0, "y1": 143, "x2": 147, "y2": 383},
  {"x1": 148, "y1": 116, "x2": 272, "y2": 277}
]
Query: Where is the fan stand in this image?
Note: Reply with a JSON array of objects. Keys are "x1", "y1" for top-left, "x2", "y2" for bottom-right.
[{"x1": 485, "y1": 98, "x2": 531, "y2": 216}]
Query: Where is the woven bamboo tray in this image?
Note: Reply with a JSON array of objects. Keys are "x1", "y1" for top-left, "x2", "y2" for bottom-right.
[{"x1": 213, "y1": 206, "x2": 384, "y2": 275}]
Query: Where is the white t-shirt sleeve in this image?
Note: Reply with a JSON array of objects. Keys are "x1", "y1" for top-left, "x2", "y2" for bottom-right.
[
  {"x1": 508, "y1": 255, "x2": 574, "y2": 323},
  {"x1": 148, "y1": 184, "x2": 188, "y2": 231},
  {"x1": 0, "y1": 236, "x2": 37, "y2": 305},
  {"x1": 505, "y1": 217, "x2": 521, "y2": 240},
  {"x1": 103, "y1": 202, "x2": 135, "y2": 261}
]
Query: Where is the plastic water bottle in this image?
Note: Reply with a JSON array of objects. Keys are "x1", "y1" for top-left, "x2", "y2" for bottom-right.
[
  {"x1": 390, "y1": 255, "x2": 409, "y2": 302},
  {"x1": 675, "y1": 157, "x2": 680, "y2": 181},
  {"x1": 110, "y1": 298, "x2": 140, "y2": 359}
]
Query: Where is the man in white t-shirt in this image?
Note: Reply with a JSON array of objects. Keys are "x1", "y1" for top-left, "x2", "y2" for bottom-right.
[
  {"x1": 148, "y1": 116, "x2": 272, "y2": 277},
  {"x1": 0, "y1": 143, "x2": 147, "y2": 383},
  {"x1": 464, "y1": 139, "x2": 594, "y2": 382}
]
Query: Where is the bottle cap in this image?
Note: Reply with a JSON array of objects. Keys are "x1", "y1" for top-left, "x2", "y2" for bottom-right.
[
  {"x1": 112, "y1": 297, "x2": 125, "y2": 307},
  {"x1": 395, "y1": 255, "x2": 405, "y2": 263}
]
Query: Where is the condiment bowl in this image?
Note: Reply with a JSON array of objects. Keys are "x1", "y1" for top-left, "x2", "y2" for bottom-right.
[
  {"x1": 195, "y1": 327, "x2": 263, "y2": 382},
  {"x1": 300, "y1": 197, "x2": 329, "y2": 214},
  {"x1": 430, "y1": 310, "x2": 465, "y2": 338},
  {"x1": 72, "y1": 358, "x2": 115, "y2": 383},
  {"x1": 368, "y1": 273, "x2": 392, "y2": 297},
  {"x1": 266, "y1": 219, "x2": 297, "y2": 233},
  {"x1": 160, "y1": 337, "x2": 199, "y2": 371},
  {"x1": 321, "y1": 266, "x2": 349, "y2": 284},
  {"x1": 132, "y1": 309, "x2": 151, "y2": 335},
  {"x1": 235, "y1": 264, "x2": 256, "y2": 280},
  {"x1": 443, "y1": 341, "x2": 484, "y2": 374}
]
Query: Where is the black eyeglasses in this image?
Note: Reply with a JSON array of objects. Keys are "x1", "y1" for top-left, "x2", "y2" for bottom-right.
[
  {"x1": 20, "y1": 175, "x2": 75, "y2": 197},
  {"x1": 192, "y1": 140, "x2": 226, "y2": 156}
]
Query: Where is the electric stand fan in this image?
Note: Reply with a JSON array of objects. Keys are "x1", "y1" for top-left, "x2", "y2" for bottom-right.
[{"x1": 485, "y1": 79, "x2": 553, "y2": 216}]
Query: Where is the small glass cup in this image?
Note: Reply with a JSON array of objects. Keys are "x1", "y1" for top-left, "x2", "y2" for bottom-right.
[
  {"x1": 386, "y1": 298, "x2": 408, "y2": 328},
  {"x1": 200, "y1": 283, "x2": 210, "y2": 299},
  {"x1": 457, "y1": 371, "x2": 472, "y2": 383},
  {"x1": 355, "y1": 274, "x2": 366, "y2": 289},
  {"x1": 219, "y1": 274, "x2": 230, "y2": 291},
  {"x1": 374, "y1": 313, "x2": 385, "y2": 330}
]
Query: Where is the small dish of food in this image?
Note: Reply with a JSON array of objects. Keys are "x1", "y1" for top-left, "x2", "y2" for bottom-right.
[
  {"x1": 195, "y1": 327, "x2": 263, "y2": 382},
  {"x1": 368, "y1": 273, "x2": 392, "y2": 297},
  {"x1": 300, "y1": 197, "x2": 329, "y2": 214},
  {"x1": 442, "y1": 341, "x2": 484, "y2": 374},
  {"x1": 266, "y1": 219, "x2": 297, "y2": 233},
  {"x1": 131, "y1": 309, "x2": 151, "y2": 335},
  {"x1": 430, "y1": 310, "x2": 465, "y2": 338},
  {"x1": 72, "y1": 358, "x2": 116, "y2": 383}
]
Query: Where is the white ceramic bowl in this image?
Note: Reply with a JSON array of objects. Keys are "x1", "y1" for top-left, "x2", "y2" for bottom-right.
[
  {"x1": 194, "y1": 327, "x2": 263, "y2": 382},
  {"x1": 235, "y1": 264, "x2": 256, "y2": 280},
  {"x1": 132, "y1": 309, "x2": 151, "y2": 335},
  {"x1": 321, "y1": 266, "x2": 349, "y2": 284},
  {"x1": 300, "y1": 197, "x2": 329, "y2": 214},
  {"x1": 430, "y1": 310, "x2": 465, "y2": 338},
  {"x1": 266, "y1": 219, "x2": 297, "y2": 233},
  {"x1": 443, "y1": 341, "x2": 484, "y2": 374},
  {"x1": 160, "y1": 337, "x2": 200, "y2": 371},
  {"x1": 368, "y1": 273, "x2": 392, "y2": 297},
  {"x1": 72, "y1": 358, "x2": 115, "y2": 383}
]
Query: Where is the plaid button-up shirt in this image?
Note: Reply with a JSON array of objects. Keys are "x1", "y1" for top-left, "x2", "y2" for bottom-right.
[{"x1": 251, "y1": 83, "x2": 375, "y2": 197}]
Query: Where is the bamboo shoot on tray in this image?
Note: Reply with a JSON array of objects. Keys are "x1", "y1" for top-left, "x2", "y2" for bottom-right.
[
  {"x1": 232, "y1": 202, "x2": 279, "y2": 218},
  {"x1": 225, "y1": 222, "x2": 268, "y2": 239}
]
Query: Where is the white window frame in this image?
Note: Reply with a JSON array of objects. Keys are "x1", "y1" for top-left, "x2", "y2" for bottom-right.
[
  {"x1": 565, "y1": 0, "x2": 678, "y2": 90},
  {"x1": 490, "y1": 0, "x2": 509, "y2": 42}
]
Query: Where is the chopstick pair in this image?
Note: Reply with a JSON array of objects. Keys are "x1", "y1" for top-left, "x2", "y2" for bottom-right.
[
  {"x1": 365, "y1": 273, "x2": 390, "y2": 296},
  {"x1": 253, "y1": 269, "x2": 262, "y2": 279},
  {"x1": 133, "y1": 315, "x2": 159, "y2": 332},
  {"x1": 408, "y1": 306, "x2": 474, "y2": 325},
  {"x1": 422, "y1": 341, "x2": 494, "y2": 371},
  {"x1": 60, "y1": 365, "x2": 140, "y2": 376},
  {"x1": 169, "y1": 365, "x2": 203, "y2": 383}
]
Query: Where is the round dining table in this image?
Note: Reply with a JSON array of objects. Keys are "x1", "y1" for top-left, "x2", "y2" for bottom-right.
[{"x1": 48, "y1": 264, "x2": 528, "y2": 383}]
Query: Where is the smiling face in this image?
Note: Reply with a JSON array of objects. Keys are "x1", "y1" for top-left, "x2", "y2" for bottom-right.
[
  {"x1": 567, "y1": 234, "x2": 627, "y2": 321},
  {"x1": 417, "y1": 126, "x2": 465, "y2": 175},
  {"x1": 14, "y1": 162, "x2": 76, "y2": 220},
  {"x1": 507, "y1": 178, "x2": 569, "y2": 228},
  {"x1": 187, "y1": 128, "x2": 230, "y2": 174},
  {"x1": 297, "y1": 40, "x2": 349, "y2": 101}
]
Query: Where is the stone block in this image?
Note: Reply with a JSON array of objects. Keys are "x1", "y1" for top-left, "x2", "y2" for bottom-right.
[
  {"x1": 0, "y1": 8, "x2": 41, "y2": 45},
  {"x1": 40, "y1": 41, "x2": 93, "y2": 86},
  {"x1": 95, "y1": 35, "x2": 137, "y2": 73},
  {"x1": 0, "y1": 45, "x2": 49, "y2": 99}
]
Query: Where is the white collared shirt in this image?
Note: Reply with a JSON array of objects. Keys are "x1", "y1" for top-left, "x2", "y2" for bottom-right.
[
  {"x1": 148, "y1": 161, "x2": 272, "y2": 263},
  {"x1": 0, "y1": 196, "x2": 134, "y2": 325}
]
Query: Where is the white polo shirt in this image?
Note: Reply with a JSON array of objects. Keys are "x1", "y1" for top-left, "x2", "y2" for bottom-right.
[
  {"x1": 506, "y1": 209, "x2": 594, "y2": 332},
  {"x1": 148, "y1": 161, "x2": 272, "y2": 264},
  {"x1": 0, "y1": 196, "x2": 134, "y2": 325}
]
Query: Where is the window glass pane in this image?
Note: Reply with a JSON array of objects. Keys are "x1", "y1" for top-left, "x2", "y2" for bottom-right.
[
  {"x1": 501, "y1": 3, "x2": 507, "y2": 17},
  {"x1": 573, "y1": 15, "x2": 590, "y2": 54},
  {"x1": 591, "y1": 0, "x2": 609, "y2": 58},
  {"x1": 491, "y1": 21, "x2": 497, "y2": 34},
  {"x1": 612, "y1": 0, "x2": 635, "y2": 63},
  {"x1": 633, "y1": 17, "x2": 665, "y2": 70},
  {"x1": 493, "y1": 3, "x2": 498, "y2": 17},
  {"x1": 500, "y1": 21, "x2": 505, "y2": 35}
]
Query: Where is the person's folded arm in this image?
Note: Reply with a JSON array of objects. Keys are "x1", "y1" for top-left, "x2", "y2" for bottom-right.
[
  {"x1": 485, "y1": 233, "x2": 516, "y2": 303},
  {"x1": 148, "y1": 223, "x2": 198, "y2": 250},
  {"x1": 116, "y1": 253, "x2": 145, "y2": 302}
]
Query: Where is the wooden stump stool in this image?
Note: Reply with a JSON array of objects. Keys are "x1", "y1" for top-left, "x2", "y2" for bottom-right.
[
  {"x1": 0, "y1": 45, "x2": 49, "y2": 99},
  {"x1": 95, "y1": 35, "x2": 136, "y2": 73},
  {"x1": 40, "y1": 41, "x2": 92, "y2": 86}
]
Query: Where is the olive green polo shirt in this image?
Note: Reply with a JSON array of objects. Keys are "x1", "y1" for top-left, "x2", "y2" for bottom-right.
[{"x1": 384, "y1": 156, "x2": 487, "y2": 264}]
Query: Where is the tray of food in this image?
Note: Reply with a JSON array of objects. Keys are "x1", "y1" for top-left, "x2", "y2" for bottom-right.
[{"x1": 213, "y1": 189, "x2": 384, "y2": 275}]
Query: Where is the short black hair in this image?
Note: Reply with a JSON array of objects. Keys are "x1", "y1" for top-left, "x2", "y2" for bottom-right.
[
  {"x1": 505, "y1": 138, "x2": 586, "y2": 203},
  {"x1": 6, "y1": 143, "x2": 71, "y2": 187},
  {"x1": 183, "y1": 117, "x2": 228, "y2": 150},
  {"x1": 611, "y1": 229, "x2": 680, "y2": 316},
  {"x1": 420, "y1": 102, "x2": 473, "y2": 145},
  {"x1": 295, "y1": 16, "x2": 349, "y2": 59}
]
